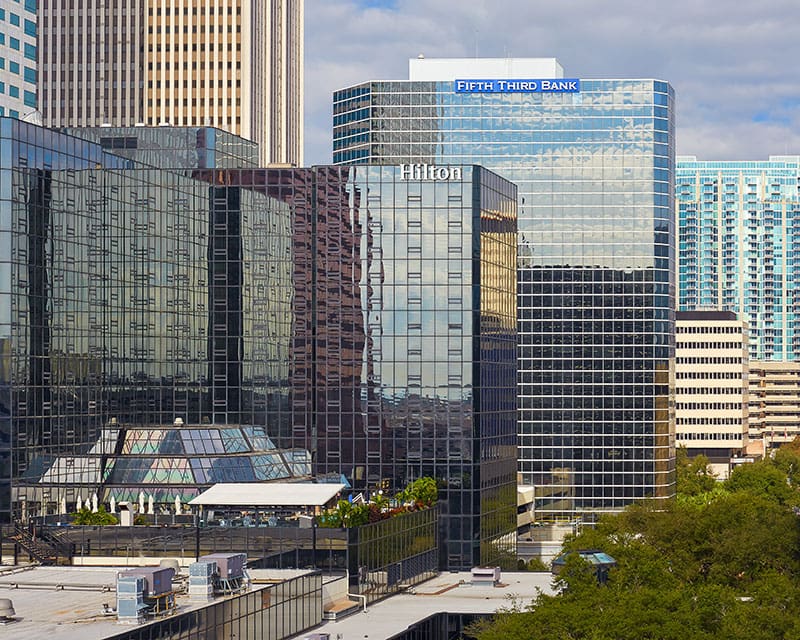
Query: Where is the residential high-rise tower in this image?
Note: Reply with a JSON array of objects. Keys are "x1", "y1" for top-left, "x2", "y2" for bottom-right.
[{"x1": 677, "y1": 156, "x2": 800, "y2": 360}]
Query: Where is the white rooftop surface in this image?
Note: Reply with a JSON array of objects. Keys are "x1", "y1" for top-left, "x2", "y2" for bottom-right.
[
  {"x1": 0, "y1": 565, "x2": 318, "y2": 640},
  {"x1": 408, "y1": 57, "x2": 564, "y2": 81},
  {"x1": 189, "y1": 482, "x2": 346, "y2": 507},
  {"x1": 0, "y1": 566, "x2": 128, "y2": 640},
  {"x1": 291, "y1": 571, "x2": 556, "y2": 640}
]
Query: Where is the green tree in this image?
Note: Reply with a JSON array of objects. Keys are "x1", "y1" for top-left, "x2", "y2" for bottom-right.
[
  {"x1": 773, "y1": 445, "x2": 800, "y2": 487},
  {"x1": 471, "y1": 458, "x2": 800, "y2": 640},
  {"x1": 71, "y1": 506, "x2": 118, "y2": 525},
  {"x1": 676, "y1": 446, "x2": 718, "y2": 496},
  {"x1": 725, "y1": 460, "x2": 795, "y2": 505}
]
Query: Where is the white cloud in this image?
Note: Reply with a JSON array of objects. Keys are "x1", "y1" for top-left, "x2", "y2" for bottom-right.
[{"x1": 305, "y1": 0, "x2": 800, "y2": 163}]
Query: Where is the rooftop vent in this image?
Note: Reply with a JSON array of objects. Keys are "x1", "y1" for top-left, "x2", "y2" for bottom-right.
[{"x1": 0, "y1": 598, "x2": 15, "y2": 623}]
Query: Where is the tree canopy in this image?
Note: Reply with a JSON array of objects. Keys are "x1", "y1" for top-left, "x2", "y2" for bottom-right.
[{"x1": 471, "y1": 445, "x2": 800, "y2": 640}]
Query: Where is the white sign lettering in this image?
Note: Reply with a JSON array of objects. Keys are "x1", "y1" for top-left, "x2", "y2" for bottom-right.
[{"x1": 399, "y1": 163, "x2": 462, "y2": 181}]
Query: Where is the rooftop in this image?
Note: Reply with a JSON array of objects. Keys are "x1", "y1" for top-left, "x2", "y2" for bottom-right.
[
  {"x1": 289, "y1": 571, "x2": 555, "y2": 640},
  {"x1": 189, "y1": 482, "x2": 346, "y2": 507},
  {"x1": 0, "y1": 565, "x2": 315, "y2": 640},
  {"x1": 408, "y1": 57, "x2": 564, "y2": 81}
]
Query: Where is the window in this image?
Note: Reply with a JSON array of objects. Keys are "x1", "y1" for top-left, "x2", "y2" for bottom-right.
[
  {"x1": 23, "y1": 89, "x2": 34, "y2": 107},
  {"x1": 10, "y1": 37, "x2": 19, "y2": 50},
  {"x1": 24, "y1": 0, "x2": 35, "y2": 13},
  {"x1": 23, "y1": 19, "x2": 34, "y2": 36},
  {"x1": 9, "y1": 61, "x2": 18, "y2": 74},
  {"x1": 9, "y1": 13, "x2": 19, "y2": 26},
  {"x1": 23, "y1": 42, "x2": 34, "y2": 60},
  {"x1": 23, "y1": 66, "x2": 34, "y2": 83},
  {"x1": 9, "y1": 85, "x2": 18, "y2": 98}
]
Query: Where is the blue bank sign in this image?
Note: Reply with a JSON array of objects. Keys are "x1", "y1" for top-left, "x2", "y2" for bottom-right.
[{"x1": 454, "y1": 78, "x2": 580, "y2": 93}]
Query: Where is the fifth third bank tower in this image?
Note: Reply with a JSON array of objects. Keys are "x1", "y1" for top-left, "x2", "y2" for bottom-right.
[{"x1": 333, "y1": 58, "x2": 676, "y2": 521}]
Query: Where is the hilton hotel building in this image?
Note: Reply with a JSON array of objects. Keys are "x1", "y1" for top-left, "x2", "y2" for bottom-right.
[
  {"x1": 334, "y1": 58, "x2": 676, "y2": 520},
  {"x1": 37, "y1": 0, "x2": 303, "y2": 165}
]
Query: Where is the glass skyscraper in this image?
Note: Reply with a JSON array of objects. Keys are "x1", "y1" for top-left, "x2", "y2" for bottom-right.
[
  {"x1": 677, "y1": 156, "x2": 800, "y2": 361},
  {"x1": 214, "y1": 164, "x2": 518, "y2": 570},
  {"x1": 334, "y1": 58, "x2": 676, "y2": 519},
  {"x1": 0, "y1": 120, "x2": 310, "y2": 521},
  {"x1": 2, "y1": 120, "x2": 517, "y2": 569}
]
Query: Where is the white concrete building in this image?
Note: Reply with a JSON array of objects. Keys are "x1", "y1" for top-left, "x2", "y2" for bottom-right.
[
  {"x1": 748, "y1": 361, "x2": 800, "y2": 449},
  {"x1": 675, "y1": 311, "x2": 749, "y2": 478},
  {"x1": 0, "y1": 0, "x2": 37, "y2": 119}
]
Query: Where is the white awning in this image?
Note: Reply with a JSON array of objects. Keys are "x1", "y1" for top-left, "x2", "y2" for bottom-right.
[{"x1": 188, "y1": 483, "x2": 346, "y2": 507}]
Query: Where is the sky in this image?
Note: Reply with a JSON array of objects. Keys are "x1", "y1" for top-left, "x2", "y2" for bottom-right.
[{"x1": 304, "y1": 0, "x2": 800, "y2": 165}]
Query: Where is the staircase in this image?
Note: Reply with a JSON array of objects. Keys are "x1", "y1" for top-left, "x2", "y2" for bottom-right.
[{"x1": 8, "y1": 526, "x2": 68, "y2": 566}]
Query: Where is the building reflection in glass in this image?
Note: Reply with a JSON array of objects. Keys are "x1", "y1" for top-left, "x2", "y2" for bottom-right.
[
  {"x1": 0, "y1": 117, "x2": 517, "y2": 570},
  {"x1": 193, "y1": 165, "x2": 518, "y2": 569},
  {"x1": 0, "y1": 120, "x2": 304, "y2": 521},
  {"x1": 333, "y1": 73, "x2": 676, "y2": 519}
]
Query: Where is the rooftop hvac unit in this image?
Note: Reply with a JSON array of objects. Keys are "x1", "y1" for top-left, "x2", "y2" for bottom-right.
[
  {"x1": 188, "y1": 560, "x2": 217, "y2": 601},
  {"x1": 116, "y1": 575, "x2": 147, "y2": 624},
  {"x1": 200, "y1": 553, "x2": 246, "y2": 579},
  {"x1": 189, "y1": 560, "x2": 217, "y2": 578},
  {"x1": 119, "y1": 566, "x2": 175, "y2": 597}
]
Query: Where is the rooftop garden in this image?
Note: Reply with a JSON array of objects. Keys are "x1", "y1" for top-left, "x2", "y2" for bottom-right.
[{"x1": 317, "y1": 476, "x2": 438, "y2": 528}]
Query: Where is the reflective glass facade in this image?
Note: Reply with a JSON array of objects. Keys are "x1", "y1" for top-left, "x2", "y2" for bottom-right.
[
  {"x1": 1, "y1": 119, "x2": 517, "y2": 569},
  {"x1": 197, "y1": 165, "x2": 519, "y2": 569},
  {"x1": 65, "y1": 126, "x2": 261, "y2": 169},
  {"x1": 676, "y1": 156, "x2": 800, "y2": 361},
  {"x1": 333, "y1": 66, "x2": 676, "y2": 518},
  {"x1": 0, "y1": 119, "x2": 303, "y2": 522}
]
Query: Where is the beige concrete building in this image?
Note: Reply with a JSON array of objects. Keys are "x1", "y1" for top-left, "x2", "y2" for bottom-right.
[
  {"x1": 39, "y1": 0, "x2": 302, "y2": 165},
  {"x1": 748, "y1": 361, "x2": 800, "y2": 449},
  {"x1": 675, "y1": 311, "x2": 749, "y2": 478}
]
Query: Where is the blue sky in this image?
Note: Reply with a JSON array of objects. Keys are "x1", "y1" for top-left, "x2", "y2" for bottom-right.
[{"x1": 304, "y1": 0, "x2": 800, "y2": 164}]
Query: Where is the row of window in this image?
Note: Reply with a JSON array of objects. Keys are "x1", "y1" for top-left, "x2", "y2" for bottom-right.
[
  {"x1": 676, "y1": 372, "x2": 747, "y2": 380},
  {"x1": 677, "y1": 341, "x2": 746, "y2": 350},
  {"x1": 677, "y1": 432, "x2": 743, "y2": 441},
  {"x1": 0, "y1": 8, "x2": 35, "y2": 32},
  {"x1": 0, "y1": 36, "x2": 35, "y2": 60},
  {"x1": 0, "y1": 80, "x2": 34, "y2": 106},
  {"x1": 676, "y1": 357, "x2": 743, "y2": 364},
  {"x1": 676, "y1": 387, "x2": 746, "y2": 395},
  {"x1": 676, "y1": 402, "x2": 745, "y2": 410},
  {"x1": 0, "y1": 56, "x2": 35, "y2": 83},
  {"x1": 148, "y1": 98, "x2": 241, "y2": 108},
  {"x1": 148, "y1": 25, "x2": 241, "y2": 34},
  {"x1": 148, "y1": 41, "x2": 242, "y2": 51},
  {"x1": 148, "y1": 61, "x2": 241, "y2": 70},
  {"x1": 677, "y1": 326, "x2": 744, "y2": 334},
  {"x1": 149, "y1": 6, "x2": 242, "y2": 15},
  {"x1": 677, "y1": 417, "x2": 744, "y2": 425},
  {"x1": 149, "y1": 79, "x2": 241, "y2": 89}
]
